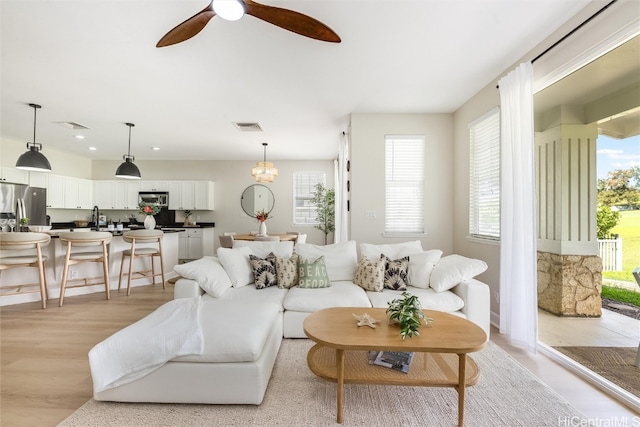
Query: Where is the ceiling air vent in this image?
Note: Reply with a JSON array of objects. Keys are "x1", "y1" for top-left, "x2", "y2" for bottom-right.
[
  {"x1": 55, "y1": 121, "x2": 92, "y2": 130},
  {"x1": 233, "y1": 122, "x2": 263, "y2": 132}
]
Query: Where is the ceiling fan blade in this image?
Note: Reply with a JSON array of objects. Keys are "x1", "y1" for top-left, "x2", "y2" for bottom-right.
[
  {"x1": 243, "y1": 0, "x2": 341, "y2": 43},
  {"x1": 156, "y1": 1, "x2": 216, "y2": 47}
]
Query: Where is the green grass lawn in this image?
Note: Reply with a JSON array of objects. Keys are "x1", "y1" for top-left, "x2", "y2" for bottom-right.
[{"x1": 602, "y1": 210, "x2": 640, "y2": 283}]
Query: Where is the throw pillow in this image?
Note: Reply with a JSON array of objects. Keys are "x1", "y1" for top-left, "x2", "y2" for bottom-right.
[
  {"x1": 407, "y1": 250, "x2": 443, "y2": 289},
  {"x1": 381, "y1": 255, "x2": 410, "y2": 290},
  {"x1": 295, "y1": 241, "x2": 357, "y2": 281},
  {"x1": 298, "y1": 256, "x2": 331, "y2": 288},
  {"x1": 216, "y1": 246, "x2": 254, "y2": 288},
  {"x1": 173, "y1": 256, "x2": 232, "y2": 298},
  {"x1": 429, "y1": 254, "x2": 488, "y2": 292},
  {"x1": 249, "y1": 253, "x2": 277, "y2": 289},
  {"x1": 275, "y1": 254, "x2": 299, "y2": 289},
  {"x1": 353, "y1": 256, "x2": 385, "y2": 292}
]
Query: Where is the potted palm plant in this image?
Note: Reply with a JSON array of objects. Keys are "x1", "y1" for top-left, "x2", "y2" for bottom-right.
[{"x1": 386, "y1": 292, "x2": 433, "y2": 340}]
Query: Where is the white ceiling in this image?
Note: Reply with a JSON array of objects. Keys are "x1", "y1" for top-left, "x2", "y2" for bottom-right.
[{"x1": 1, "y1": 0, "x2": 597, "y2": 162}]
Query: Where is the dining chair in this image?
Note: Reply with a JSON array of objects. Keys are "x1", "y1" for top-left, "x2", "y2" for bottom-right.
[
  {"x1": 295, "y1": 233, "x2": 307, "y2": 244},
  {"x1": 219, "y1": 234, "x2": 234, "y2": 248},
  {"x1": 58, "y1": 231, "x2": 112, "y2": 307},
  {"x1": 118, "y1": 230, "x2": 166, "y2": 296},
  {"x1": 0, "y1": 232, "x2": 51, "y2": 309}
]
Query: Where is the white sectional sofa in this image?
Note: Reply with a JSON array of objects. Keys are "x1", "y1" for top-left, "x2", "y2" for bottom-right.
[{"x1": 92, "y1": 240, "x2": 490, "y2": 405}]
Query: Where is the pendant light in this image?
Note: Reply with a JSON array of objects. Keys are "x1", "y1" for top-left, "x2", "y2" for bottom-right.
[
  {"x1": 251, "y1": 142, "x2": 278, "y2": 183},
  {"x1": 16, "y1": 103, "x2": 52, "y2": 172},
  {"x1": 115, "y1": 123, "x2": 141, "y2": 179}
]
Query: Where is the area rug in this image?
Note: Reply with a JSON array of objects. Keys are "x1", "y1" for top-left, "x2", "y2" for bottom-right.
[
  {"x1": 554, "y1": 346, "x2": 639, "y2": 397},
  {"x1": 59, "y1": 340, "x2": 585, "y2": 427}
]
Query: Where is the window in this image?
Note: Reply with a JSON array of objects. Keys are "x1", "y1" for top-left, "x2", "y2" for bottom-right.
[
  {"x1": 293, "y1": 172, "x2": 326, "y2": 225},
  {"x1": 469, "y1": 108, "x2": 500, "y2": 240},
  {"x1": 385, "y1": 135, "x2": 425, "y2": 235}
]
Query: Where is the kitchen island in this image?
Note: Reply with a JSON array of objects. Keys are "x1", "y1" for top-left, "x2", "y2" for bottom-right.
[{"x1": 0, "y1": 229, "x2": 180, "y2": 307}]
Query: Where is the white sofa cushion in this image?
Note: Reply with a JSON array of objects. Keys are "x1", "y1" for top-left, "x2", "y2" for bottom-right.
[
  {"x1": 284, "y1": 281, "x2": 371, "y2": 312},
  {"x1": 173, "y1": 256, "x2": 232, "y2": 298},
  {"x1": 216, "y1": 246, "x2": 253, "y2": 288},
  {"x1": 430, "y1": 254, "x2": 488, "y2": 292},
  {"x1": 359, "y1": 240, "x2": 423, "y2": 260},
  {"x1": 367, "y1": 286, "x2": 464, "y2": 313},
  {"x1": 295, "y1": 241, "x2": 357, "y2": 281},
  {"x1": 407, "y1": 250, "x2": 443, "y2": 289},
  {"x1": 173, "y1": 300, "x2": 280, "y2": 363},
  {"x1": 212, "y1": 284, "x2": 288, "y2": 310},
  {"x1": 232, "y1": 240, "x2": 294, "y2": 258}
]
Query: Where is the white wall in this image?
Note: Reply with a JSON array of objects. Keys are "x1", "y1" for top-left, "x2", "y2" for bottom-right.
[
  {"x1": 350, "y1": 113, "x2": 454, "y2": 253},
  {"x1": 1, "y1": 138, "x2": 92, "y2": 178}
]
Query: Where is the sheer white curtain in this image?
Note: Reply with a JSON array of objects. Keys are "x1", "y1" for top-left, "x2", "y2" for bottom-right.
[
  {"x1": 334, "y1": 132, "x2": 350, "y2": 243},
  {"x1": 498, "y1": 62, "x2": 538, "y2": 352}
]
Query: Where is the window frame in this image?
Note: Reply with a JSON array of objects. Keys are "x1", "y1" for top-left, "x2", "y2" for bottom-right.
[{"x1": 292, "y1": 171, "x2": 326, "y2": 226}]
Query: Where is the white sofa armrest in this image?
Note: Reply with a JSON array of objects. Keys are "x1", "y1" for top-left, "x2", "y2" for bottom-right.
[
  {"x1": 451, "y1": 278, "x2": 490, "y2": 339},
  {"x1": 174, "y1": 278, "x2": 205, "y2": 299}
]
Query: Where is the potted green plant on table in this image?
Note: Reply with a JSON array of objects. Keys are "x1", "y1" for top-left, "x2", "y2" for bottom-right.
[
  {"x1": 386, "y1": 292, "x2": 433, "y2": 340},
  {"x1": 183, "y1": 210, "x2": 193, "y2": 226}
]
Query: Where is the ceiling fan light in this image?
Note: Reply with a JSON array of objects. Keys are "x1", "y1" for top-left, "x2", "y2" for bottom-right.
[
  {"x1": 213, "y1": 0, "x2": 245, "y2": 21},
  {"x1": 115, "y1": 157, "x2": 142, "y2": 180},
  {"x1": 16, "y1": 144, "x2": 52, "y2": 172}
]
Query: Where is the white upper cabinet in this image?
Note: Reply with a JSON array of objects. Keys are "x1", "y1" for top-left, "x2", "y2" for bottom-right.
[
  {"x1": 46, "y1": 174, "x2": 65, "y2": 208},
  {"x1": 28, "y1": 171, "x2": 48, "y2": 188},
  {"x1": 0, "y1": 166, "x2": 29, "y2": 185},
  {"x1": 169, "y1": 181, "x2": 214, "y2": 210},
  {"x1": 93, "y1": 181, "x2": 116, "y2": 209},
  {"x1": 139, "y1": 181, "x2": 169, "y2": 192},
  {"x1": 194, "y1": 181, "x2": 214, "y2": 210},
  {"x1": 63, "y1": 177, "x2": 93, "y2": 209},
  {"x1": 94, "y1": 180, "x2": 140, "y2": 210}
]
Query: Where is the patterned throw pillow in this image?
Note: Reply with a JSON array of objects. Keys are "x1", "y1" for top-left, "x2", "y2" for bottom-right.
[
  {"x1": 298, "y1": 256, "x2": 331, "y2": 288},
  {"x1": 354, "y1": 256, "x2": 385, "y2": 292},
  {"x1": 275, "y1": 254, "x2": 299, "y2": 289},
  {"x1": 249, "y1": 252, "x2": 277, "y2": 289},
  {"x1": 381, "y1": 255, "x2": 410, "y2": 290}
]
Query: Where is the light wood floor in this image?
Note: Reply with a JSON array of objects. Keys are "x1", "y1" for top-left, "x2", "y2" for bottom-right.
[{"x1": 1, "y1": 286, "x2": 637, "y2": 427}]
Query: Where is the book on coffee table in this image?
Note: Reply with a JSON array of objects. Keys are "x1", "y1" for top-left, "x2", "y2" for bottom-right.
[{"x1": 369, "y1": 351, "x2": 414, "y2": 373}]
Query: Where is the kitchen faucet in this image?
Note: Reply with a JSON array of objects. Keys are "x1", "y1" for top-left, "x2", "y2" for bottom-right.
[{"x1": 92, "y1": 205, "x2": 100, "y2": 231}]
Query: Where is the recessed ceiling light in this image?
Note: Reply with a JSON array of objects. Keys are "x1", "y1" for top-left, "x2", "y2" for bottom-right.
[
  {"x1": 75, "y1": 135, "x2": 85, "y2": 140},
  {"x1": 88, "y1": 146, "x2": 97, "y2": 151},
  {"x1": 150, "y1": 147, "x2": 160, "y2": 151}
]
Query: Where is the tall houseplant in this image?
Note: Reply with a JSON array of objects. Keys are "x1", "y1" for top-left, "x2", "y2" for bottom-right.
[{"x1": 310, "y1": 183, "x2": 335, "y2": 245}]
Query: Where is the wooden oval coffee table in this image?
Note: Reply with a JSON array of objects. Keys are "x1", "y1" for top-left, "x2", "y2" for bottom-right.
[{"x1": 303, "y1": 307, "x2": 487, "y2": 425}]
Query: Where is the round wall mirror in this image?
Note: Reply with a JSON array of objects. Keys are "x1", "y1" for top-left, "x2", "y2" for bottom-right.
[{"x1": 241, "y1": 184, "x2": 275, "y2": 216}]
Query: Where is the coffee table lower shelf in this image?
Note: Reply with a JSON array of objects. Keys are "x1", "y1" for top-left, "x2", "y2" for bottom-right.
[{"x1": 307, "y1": 344, "x2": 480, "y2": 423}]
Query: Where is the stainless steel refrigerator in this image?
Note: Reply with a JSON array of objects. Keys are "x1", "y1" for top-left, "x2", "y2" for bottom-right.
[{"x1": 0, "y1": 182, "x2": 47, "y2": 226}]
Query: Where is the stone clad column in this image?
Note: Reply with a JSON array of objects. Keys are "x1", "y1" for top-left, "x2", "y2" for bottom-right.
[{"x1": 535, "y1": 107, "x2": 602, "y2": 317}]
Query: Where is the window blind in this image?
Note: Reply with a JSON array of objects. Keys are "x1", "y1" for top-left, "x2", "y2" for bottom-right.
[
  {"x1": 293, "y1": 172, "x2": 325, "y2": 225},
  {"x1": 385, "y1": 135, "x2": 425, "y2": 235},
  {"x1": 469, "y1": 108, "x2": 500, "y2": 240}
]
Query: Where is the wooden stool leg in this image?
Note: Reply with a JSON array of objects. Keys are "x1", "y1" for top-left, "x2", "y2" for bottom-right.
[
  {"x1": 127, "y1": 250, "x2": 135, "y2": 296},
  {"x1": 102, "y1": 242, "x2": 110, "y2": 300},
  {"x1": 42, "y1": 260, "x2": 49, "y2": 301},
  {"x1": 158, "y1": 240, "x2": 166, "y2": 289},
  {"x1": 150, "y1": 255, "x2": 157, "y2": 286},
  {"x1": 59, "y1": 244, "x2": 72, "y2": 307},
  {"x1": 118, "y1": 252, "x2": 126, "y2": 291}
]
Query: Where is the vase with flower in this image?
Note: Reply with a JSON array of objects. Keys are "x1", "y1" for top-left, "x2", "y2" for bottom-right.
[
  {"x1": 138, "y1": 201, "x2": 161, "y2": 230},
  {"x1": 255, "y1": 209, "x2": 271, "y2": 236}
]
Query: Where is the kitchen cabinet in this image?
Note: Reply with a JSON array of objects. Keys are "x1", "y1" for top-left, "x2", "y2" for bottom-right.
[
  {"x1": 93, "y1": 180, "x2": 140, "y2": 210},
  {"x1": 29, "y1": 171, "x2": 48, "y2": 188},
  {"x1": 46, "y1": 174, "x2": 65, "y2": 208},
  {"x1": 169, "y1": 181, "x2": 214, "y2": 210},
  {"x1": 178, "y1": 229, "x2": 203, "y2": 260},
  {"x1": 0, "y1": 166, "x2": 29, "y2": 184},
  {"x1": 63, "y1": 177, "x2": 93, "y2": 209},
  {"x1": 139, "y1": 181, "x2": 169, "y2": 192}
]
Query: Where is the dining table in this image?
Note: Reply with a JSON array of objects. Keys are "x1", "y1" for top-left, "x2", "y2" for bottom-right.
[{"x1": 233, "y1": 233, "x2": 298, "y2": 242}]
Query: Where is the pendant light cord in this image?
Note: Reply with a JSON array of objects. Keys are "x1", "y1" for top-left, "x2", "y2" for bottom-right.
[
  {"x1": 125, "y1": 122, "x2": 135, "y2": 159},
  {"x1": 28, "y1": 103, "x2": 42, "y2": 148}
]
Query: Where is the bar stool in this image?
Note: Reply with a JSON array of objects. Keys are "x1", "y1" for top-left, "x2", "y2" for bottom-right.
[
  {"x1": 118, "y1": 230, "x2": 165, "y2": 296},
  {"x1": 58, "y1": 231, "x2": 112, "y2": 307},
  {"x1": 0, "y1": 232, "x2": 51, "y2": 309}
]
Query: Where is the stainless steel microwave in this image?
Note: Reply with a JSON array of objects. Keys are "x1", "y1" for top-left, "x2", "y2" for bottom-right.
[{"x1": 138, "y1": 191, "x2": 169, "y2": 207}]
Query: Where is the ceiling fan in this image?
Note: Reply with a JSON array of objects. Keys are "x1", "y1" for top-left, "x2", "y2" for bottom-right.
[{"x1": 157, "y1": 0, "x2": 341, "y2": 47}]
